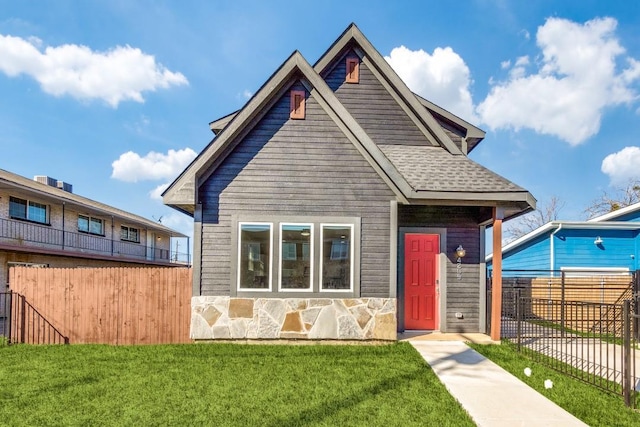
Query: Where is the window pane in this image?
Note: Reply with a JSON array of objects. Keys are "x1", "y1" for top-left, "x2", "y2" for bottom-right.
[
  {"x1": 280, "y1": 224, "x2": 311, "y2": 290},
  {"x1": 90, "y1": 217, "x2": 103, "y2": 235},
  {"x1": 239, "y1": 224, "x2": 271, "y2": 289},
  {"x1": 322, "y1": 225, "x2": 352, "y2": 290},
  {"x1": 121, "y1": 226, "x2": 140, "y2": 242},
  {"x1": 78, "y1": 215, "x2": 89, "y2": 232},
  {"x1": 9, "y1": 197, "x2": 27, "y2": 220},
  {"x1": 28, "y1": 201, "x2": 47, "y2": 223}
]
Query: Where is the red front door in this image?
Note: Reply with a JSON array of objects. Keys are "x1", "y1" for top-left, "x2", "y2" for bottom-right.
[{"x1": 404, "y1": 234, "x2": 438, "y2": 330}]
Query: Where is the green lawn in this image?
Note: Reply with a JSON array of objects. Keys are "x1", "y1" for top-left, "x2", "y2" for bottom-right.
[
  {"x1": 470, "y1": 342, "x2": 640, "y2": 427},
  {"x1": 0, "y1": 342, "x2": 474, "y2": 427}
]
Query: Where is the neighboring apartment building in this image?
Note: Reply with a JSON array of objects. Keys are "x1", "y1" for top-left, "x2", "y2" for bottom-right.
[{"x1": 0, "y1": 168, "x2": 190, "y2": 289}]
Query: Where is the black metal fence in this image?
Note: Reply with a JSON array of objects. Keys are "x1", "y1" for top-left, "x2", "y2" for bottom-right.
[
  {"x1": 0, "y1": 291, "x2": 68, "y2": 345},
  {"x1": 488, "y1": 270, "x2": 639, "y2": 408}
]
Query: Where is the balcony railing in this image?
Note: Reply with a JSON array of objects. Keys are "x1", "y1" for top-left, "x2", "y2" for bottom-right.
[{"x1": 0, "y1": 217, "x2": 190, "y2": 265}]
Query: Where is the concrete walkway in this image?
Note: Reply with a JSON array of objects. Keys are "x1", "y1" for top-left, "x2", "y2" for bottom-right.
[{"x1": 406, "y1": 337, "x2": 588, "y2": 427}]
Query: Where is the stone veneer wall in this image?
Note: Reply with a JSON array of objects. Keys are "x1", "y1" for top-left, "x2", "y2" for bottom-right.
[{"x1": 191, "y1": 297, "x2": 397, "y2": 341}]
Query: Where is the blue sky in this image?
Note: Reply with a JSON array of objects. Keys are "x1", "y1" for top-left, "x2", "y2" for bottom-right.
[{"x1": 2, "y1": 0, "x2": 640, "y2": 243}]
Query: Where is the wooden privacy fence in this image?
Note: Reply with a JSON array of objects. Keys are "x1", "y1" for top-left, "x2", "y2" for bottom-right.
[{"x1": 8, "y1": 266, "x2": 192, "y2": 345}]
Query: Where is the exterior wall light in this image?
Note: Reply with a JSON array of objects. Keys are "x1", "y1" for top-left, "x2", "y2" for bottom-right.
[
  {"x1": 455, "y1": 245, "x2": 466, "y2": 282},
  {"x1": 594, "y1": 237, "x2": 603, "y2": 245}
]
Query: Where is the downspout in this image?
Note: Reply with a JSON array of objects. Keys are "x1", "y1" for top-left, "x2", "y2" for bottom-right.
[
  {"x1": 187, "y1": 236, "x2": 190, "y2": 266},
  {"x1": 62, "y1": 202, "x2": 65, "y2": 250},
  {"x1": 550, "y1": 223, "x2": 562, "y2": 275},
  {"x1": 111, "y1": 216, "x2": 114, "y2": 256}
]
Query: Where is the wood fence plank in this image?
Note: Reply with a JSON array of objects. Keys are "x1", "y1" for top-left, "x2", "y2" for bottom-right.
[{"x1": 8, "y1": 266, "x2": 192, "y2": 345}]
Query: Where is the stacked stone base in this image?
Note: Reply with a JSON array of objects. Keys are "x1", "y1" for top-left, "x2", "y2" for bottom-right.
[{"x1": 191, "y1": 297, "x2": 397, "y2": 341}]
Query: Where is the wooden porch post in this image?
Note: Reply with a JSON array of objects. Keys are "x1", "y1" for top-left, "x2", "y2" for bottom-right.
[{"x1": 490, "y1": 207, "x2": 504, "y2": 341}]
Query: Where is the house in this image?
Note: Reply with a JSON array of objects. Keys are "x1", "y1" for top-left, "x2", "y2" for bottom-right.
[
  {"x1": 0, "y1": 168, "x2": 190, "y2": 290},
  {"x1": 163, "y1": 23, "x2": 534, "y2": 340},
  {"x1": 486, "y1": 202, "x2": 640, "y2": 275}
]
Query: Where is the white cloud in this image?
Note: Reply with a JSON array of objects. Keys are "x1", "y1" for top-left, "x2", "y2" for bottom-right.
[
  {"x1": 601, "y1": 146, "x2": 640, "y2": 184},
  {"x1": 150, "y1": 183, "x2": 170, "y2": 200},
  {"x1": 160, "y1": 212, "x2": 194, "y2": 241},
  {"x1": 477, "y1": 17, "x2": 640, "y2": 145},
  {"x1": 111, "y1": 148, "x2": 197, "y2": 182},
  {"x1": 0, "y1": 33, "x2": 188, "y2": 106},
  {"x1": 385, "y1": 45, "x2": 478, "y2": 123}
]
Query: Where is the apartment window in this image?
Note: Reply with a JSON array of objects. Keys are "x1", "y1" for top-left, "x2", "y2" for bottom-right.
[
  {"x1": 238, "y1": 223, "x2": 272, "y2": 291},
  {"x1": 121, "y1": 226, "x2": 140, "y2": 243},
  {"x1": 321, "y1": 224, "x2": 353, "y2": 291},
  {"x1": 279, "y1": 224, "x2": 313, "y2": 291},
  {"x1": 78, "y1": 215, "x2": 104, "y2": 236},
  {"x1": 9, "y1": 196, "x2": 48, "y2": 224}
]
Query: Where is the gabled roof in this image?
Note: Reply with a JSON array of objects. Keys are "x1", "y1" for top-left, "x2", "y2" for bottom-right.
[
  {"x1": 588, "y1": 201, "x2": 640, "y2": 222},
  {"x1": 486, "y1": 219, "x2": 640, "y2": 262},
  {"x1": 163, "y1": 50, "x2": 416, "y2": 212},
  {"x1": 209, "y1": 25, "x2": 486, "y2": 155},
  {"x1": 0, "y1": 169, "x2": 186, "y2": 237},
  {"x1": 314, "y1": 23, "x2": 462, "y2": 155},
  {"x1": 414, "y1": 94, "x2": 485, "y2": 153},
  {"x1": 165, "y1": 23, "x2": 534, "y2": 219}
]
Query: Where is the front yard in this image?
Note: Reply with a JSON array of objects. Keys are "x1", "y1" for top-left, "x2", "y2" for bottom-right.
[
  {"x1": 0, "y1": 342, "x2": 474, "y2": 426},
  {"x1": 471, "y1": 342, "x2": 640, "y2": 427}
]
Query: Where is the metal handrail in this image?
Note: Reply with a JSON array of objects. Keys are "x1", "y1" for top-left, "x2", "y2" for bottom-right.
[
  {"x1": 0, "y1": 217, "x2": 190, "y2": 265},
  {"x1": 1, "y1": 291, "x2": 69, "y2": 345}
]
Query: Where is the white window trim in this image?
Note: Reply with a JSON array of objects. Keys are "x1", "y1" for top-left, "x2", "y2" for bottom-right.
[
  {"x1": 560, "y1": 266, "x2": 630, "y2": 277},
  {"x1": 278, "y1": 223, "x2": 313, "y2": 293},
  {"x1": 319, "y1": 223, "x2": 354, "y2": 293},
  {"x1": 237, "y1": 222, "x2": 273, "y2": 292}
]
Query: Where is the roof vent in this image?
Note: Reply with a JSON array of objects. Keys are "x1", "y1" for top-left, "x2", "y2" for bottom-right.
[
  {"x1": 57, "y1": 181, "x2": 73, "y2": 193},
  {"x1": 33, "y1": 175, "x2": 73, "y2": 193},
  {"x1": 34, "y1": 175, "x2": 57, "y2": 187}
]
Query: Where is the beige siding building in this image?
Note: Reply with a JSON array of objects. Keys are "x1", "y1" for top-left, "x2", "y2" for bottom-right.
[{"x1": 0, "y1": 169, "x2": 190, "y2": 289}]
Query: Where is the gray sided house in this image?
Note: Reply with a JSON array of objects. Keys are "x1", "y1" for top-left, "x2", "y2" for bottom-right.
[{"x1": 163, "y1": 24, "x2": 535, "y2": 340}]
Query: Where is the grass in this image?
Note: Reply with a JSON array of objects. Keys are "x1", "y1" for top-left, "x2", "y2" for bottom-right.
[
  {"x1": 470, "y1": 342, "x2": 640, "y2": 427},
  {"x1": 0, "y1": 342, "x2": 474, "y2": 427}
]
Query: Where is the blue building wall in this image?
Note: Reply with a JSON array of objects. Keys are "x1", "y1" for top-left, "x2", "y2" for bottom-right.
[
  {"x1": 490, "y1": 227, "x2": 640, "y2": 273},
  {"x1": 501, "y1": 233, "x2": 551, "y2": 273},
  {"x1": 555, "y1": 229, "x2": 638, "y2": 271}
]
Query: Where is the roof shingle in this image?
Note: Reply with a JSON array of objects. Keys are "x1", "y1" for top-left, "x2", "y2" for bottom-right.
[{"x1": 378, "y1": 145, "x2": 526, "y2": 193}]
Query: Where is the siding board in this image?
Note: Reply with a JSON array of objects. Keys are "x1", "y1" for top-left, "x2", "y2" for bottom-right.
[
  {"x1": 398, "y1": 205, "x2": 482, "y2": 332},
  {"x1": 325, "y1": 51, "x2": 431, "y2": 147},
  {"x1": 199, "y1": 80, "x2": 395, "y2": 297}
]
